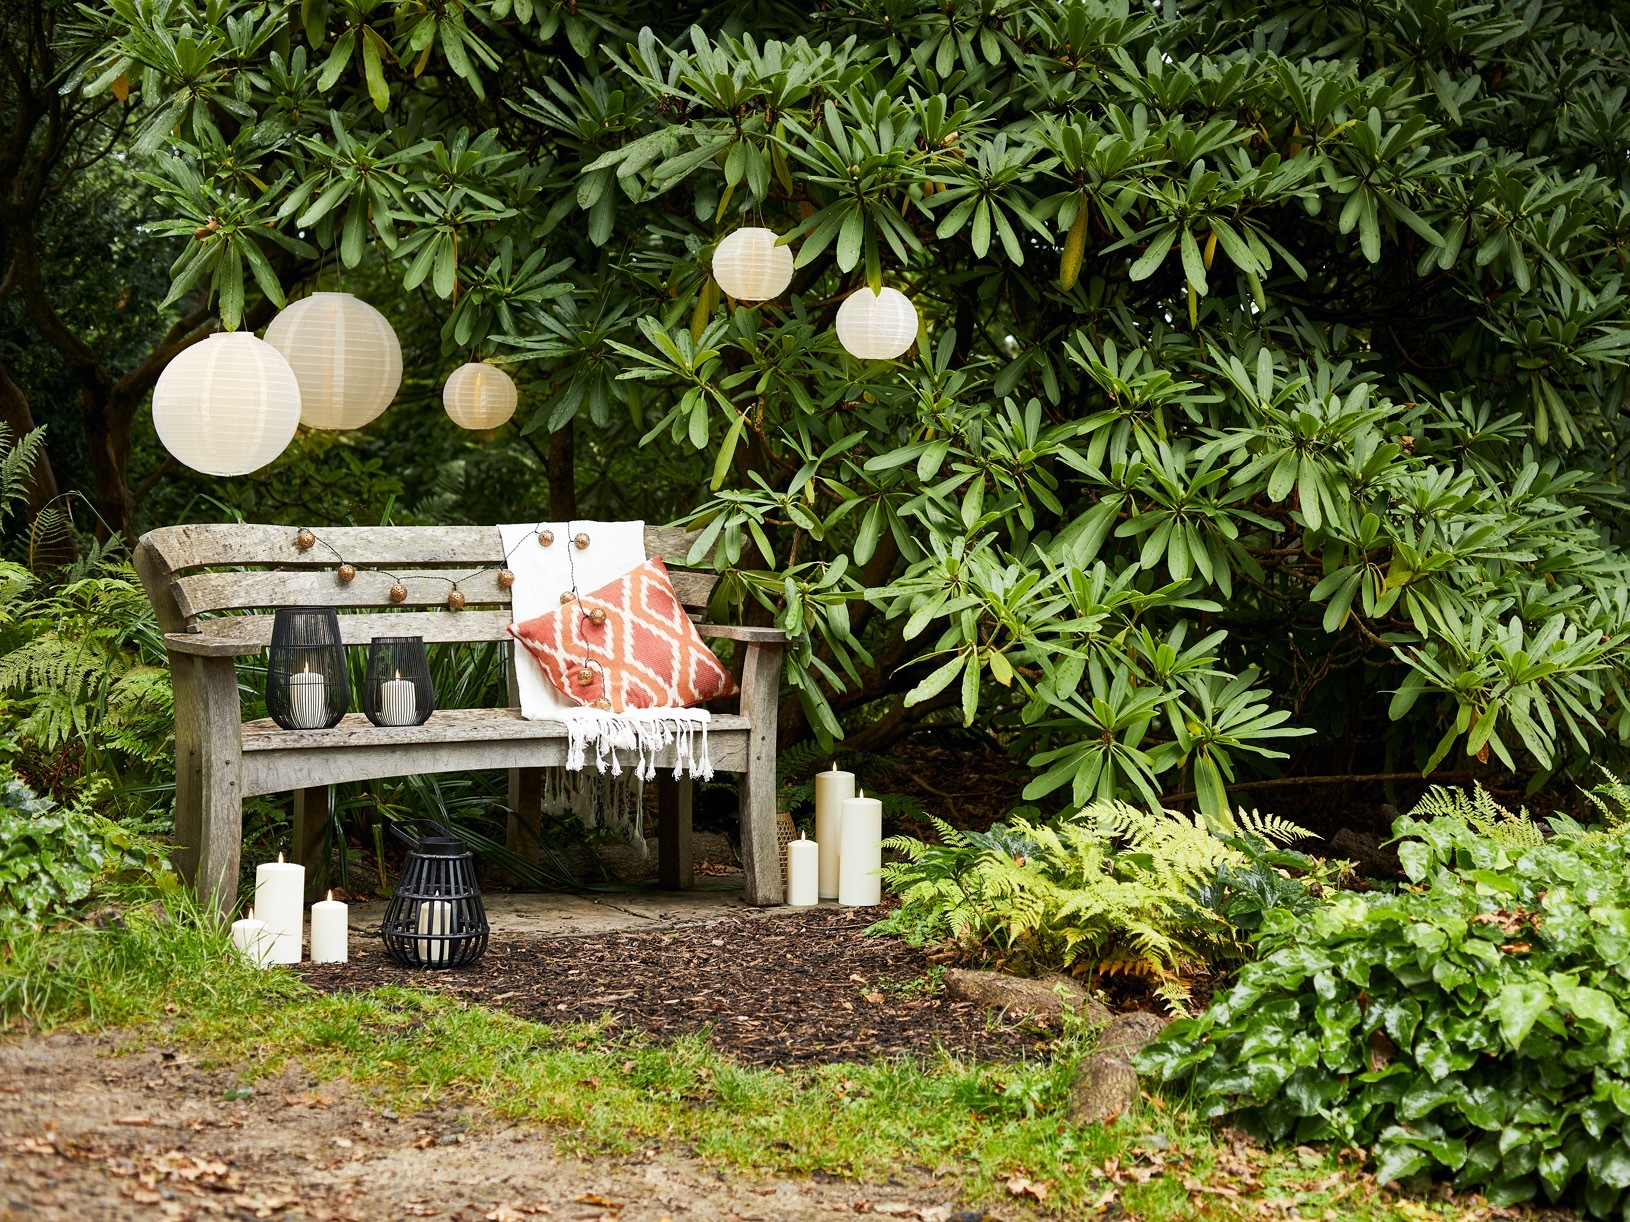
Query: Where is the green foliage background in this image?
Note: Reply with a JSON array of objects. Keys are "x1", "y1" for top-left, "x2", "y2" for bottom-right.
[{"x1": 51, "y1": 0, "x2": 1630, "y2": 810}]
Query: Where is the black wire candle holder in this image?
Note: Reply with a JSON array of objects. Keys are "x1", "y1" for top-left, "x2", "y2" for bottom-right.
[
  {"x1": 380, "y1": 828, "x2": 489, "y2": 969},
  {"x1": 266, "y1": 607, "x2": 349, "y2": 731},
  {"x1": 361, "y1": 636, "x2": 435, "y2": 727}
]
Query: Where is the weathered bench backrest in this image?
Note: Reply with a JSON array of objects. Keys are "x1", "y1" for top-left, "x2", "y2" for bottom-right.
[{"x1": 135, "y1": 523, "x2": 716, "y2": 651}]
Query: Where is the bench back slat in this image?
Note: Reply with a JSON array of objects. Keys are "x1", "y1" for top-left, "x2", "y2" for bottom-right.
[
  {"x1": 141, "y1": 523, "x2": 717, "y2": 639},
  {"x1": 143, "y1": 523, "x2": 699, "y2": 573}
]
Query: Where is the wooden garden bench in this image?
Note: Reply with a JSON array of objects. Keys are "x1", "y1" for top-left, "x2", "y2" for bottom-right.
[{"x1": 133, "y1": 524, "x2": 787, "y2": 915}]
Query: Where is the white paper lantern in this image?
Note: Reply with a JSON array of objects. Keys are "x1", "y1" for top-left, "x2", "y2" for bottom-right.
[
  {"x1": 444, "y1": 362, "x2": 518, "y2": 430},
  {"x1": 151, "y1": 332, "x2": 302, "y2": 477},
  {"x1": 263, "y1": 291, "x2": 402, "y2": 430},
  {"x1": 835, "y1": 286, "x2": 919, "y2": 360},
  {"x1": 711, "y1": 227, "x2": 794, "y2": 302}
]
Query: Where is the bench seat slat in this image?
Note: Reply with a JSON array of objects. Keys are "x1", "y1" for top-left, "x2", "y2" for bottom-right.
[
  {"x1": 145, "y1": 523, "x2": 700, "y2": 573},
  {"x1": 237, "y1": 709, "x2": 751, "y2": 796}
]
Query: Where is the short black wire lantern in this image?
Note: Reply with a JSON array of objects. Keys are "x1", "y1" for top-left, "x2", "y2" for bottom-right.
[
  {"x1": 380, "y1": 825, "x2": 489, "y2": 969},
  {"x1": 267, "y1": 607, "x2": 349, "y2": 731},
  {"x1": 361, "y1": 636, "x2": 435, "y2": 727}
]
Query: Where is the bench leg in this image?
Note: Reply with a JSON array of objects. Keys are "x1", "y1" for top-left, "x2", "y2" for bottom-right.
[
  {"x1": 506, "y1": 767, "x2": 543, "y2": 870},
  {"x1": 292, "y1": 786, "x2": 331, "y2": 900},
  {"x1": 738, "y1": 641, "x2": 785, "y2": 906},
  {"x1": 657, "y1": 775, "x2": 693, "y2": 889},
  {"x1": 171, "y1": 654, "x2": 245, "y2": 918}
]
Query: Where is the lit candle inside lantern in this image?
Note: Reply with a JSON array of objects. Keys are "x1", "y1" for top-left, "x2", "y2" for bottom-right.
[
  {"x1": 379, "y1": 670, "x2": 417, "y2": 727},
  {"x1": 814, "y1": 762, "x2": 854, "y2": 900},
  {"x1": 310, "y1": 890, "x2": 348, "y2": 963},
  {"x1": 255, "y1": 852, "x2": 305, "y2": 964},
  {"x1": 786, "y1": 832, "x2": 818, "y2": 907},
  {"x1": 230, "y1": 906, "x2": 271, "y2": 967},
  {"x1": 838, "y1": 789, "x2": 883, "y2": 908},
  {"x1": 416, "y1": 899, "x2": 452, "y2": 965},
  {"x1": 289, "y1": 662, "x2": 326, "y2": 730}
]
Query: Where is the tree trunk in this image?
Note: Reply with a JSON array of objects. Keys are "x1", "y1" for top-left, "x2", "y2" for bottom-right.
[{"x1": 547, "y1": 419, "x2": 577, "y2": 520}]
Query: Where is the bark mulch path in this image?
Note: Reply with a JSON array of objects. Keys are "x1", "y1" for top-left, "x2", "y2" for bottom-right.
[{"x1": 299, "y1": 906, "x2": 1047, "y2": 1067}]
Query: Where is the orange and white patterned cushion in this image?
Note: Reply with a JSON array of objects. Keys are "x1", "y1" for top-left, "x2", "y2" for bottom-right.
[{"x1": 507, "y1": 557, "x2": 738, "y2": 711}]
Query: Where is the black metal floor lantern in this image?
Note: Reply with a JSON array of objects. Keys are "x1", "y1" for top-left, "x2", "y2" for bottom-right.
[
  {"x1": 380, "y1": 826, "x2": 489, "y2": 969},
  {"x1": 267, "y1": 607, "x2": 349, "y2": 731},
  {"x1": 361, "y1": 636, "x2": 435, "y2": 727}
]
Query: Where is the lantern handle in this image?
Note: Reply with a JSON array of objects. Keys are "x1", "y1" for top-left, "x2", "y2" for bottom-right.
[{"x1": 383, "y1": 815, "x2": 456, "y2": 851}]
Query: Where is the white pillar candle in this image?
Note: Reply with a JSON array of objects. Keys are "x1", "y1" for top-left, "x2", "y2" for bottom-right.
[
  {"x1": 838, "y1": 789, "x2": 883, "y2": 908},
  {"x1": 814, "y1": 762, "x2": 854, "y2": 900},
  {"x1": 255, "y1": 852, "x2": 305, "y2": 964},
  {"x1": 378, "y1": 673, "x2": 417, "y2": 727},
  {"x1": 289, "y1": 664, "x2": 326, "y2": 730},
  {"x1": 786, "y1": 832, "x2": 818, "y2": 907},
  {"x1": 310, "y1": 890, "x2": 348, "y2": 963},
  {"x1": 416, "y1": 899, "x2": 452, "y2": 965},
  {"x1": 230, "y1": 907, "x2": 272, "y2": 967}
]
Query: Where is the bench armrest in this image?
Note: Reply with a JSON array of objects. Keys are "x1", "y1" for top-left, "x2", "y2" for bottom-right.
[
  {"x1": 694, "y1": 623, "x2": 790, "y2": 645},
  {"x1": 164, "y1": 632, "x2": 263, "y2": 658}
]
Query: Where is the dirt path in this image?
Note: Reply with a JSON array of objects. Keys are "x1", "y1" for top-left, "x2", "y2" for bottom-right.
[{"x1": 0, "y1": 1034, "x2": 974, "y2": 1222}]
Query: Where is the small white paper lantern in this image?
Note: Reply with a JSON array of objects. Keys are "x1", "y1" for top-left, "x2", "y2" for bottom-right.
[
  {"x1": 151, "y1": 332, "x2": 302, "y2": 477},
  {"x1": 835, "y1": 286, "x2": 919, "y2": 360},
  {"x1": 444, "y1": 362, "x2": 518, "y2": 429},
  {"x1": 263, "y1": 291, "x2": 402, "y2": 430},
  {"x1": 711, "y1": 227, "x2": 794, "y2": 302}
]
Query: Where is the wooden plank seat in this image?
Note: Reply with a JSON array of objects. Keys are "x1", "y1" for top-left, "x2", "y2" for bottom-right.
[{"x1": 133, "y1": 523, "x2": 787, "y2": 915}]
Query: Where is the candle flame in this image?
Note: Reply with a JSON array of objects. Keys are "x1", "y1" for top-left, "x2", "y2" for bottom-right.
[
  {"x1": 394, "y1": 670, "x2": 401, "y2": 681},
  {"x1": 301, "y1": 661, "x2": 310, "y2": 674},
  {"x1": 278, "y1": 851, "x2": 284, "y2": 863},
  {"x1": 831, "y1": 760, "x2": 836, "y2": 771},
  {"x1": 247, "y1": 906, "x2": 254, "y2": 920},
  {"x1": 859, "y1": 788, "x2": 865, "y2": 798},
  {"x1": 326, "y1": 889, "x2": 333, "y2": 902}
]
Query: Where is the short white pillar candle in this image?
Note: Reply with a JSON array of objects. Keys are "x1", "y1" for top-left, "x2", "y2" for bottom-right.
[
  {"x1": 230, "y1": 907, "x2": 272, "y2": 967},
  {"x1": 288, "y1": 664, "x2": 326, "y2": 730},
  {"x1": 786, "y1": 832, "x2": 818, "y2": 907},
  {"x1": 838, "y1": 789, "x2": 883, "y2": 907},
  {"x1": 310, "y1": 890, "x2": 348, "y2": 963},
  {"x1": 814, "y1": 762, "x2": 854, "y2": 900},
  {"x1": 255, "y1": 852, "x2": 305, "y2": 964},
  {"x1": 379, "y1": 673, "x2": 417, "y2": 727},
  {"x1": 416, "y1": 899, "x2": 452, "y2": 965}
]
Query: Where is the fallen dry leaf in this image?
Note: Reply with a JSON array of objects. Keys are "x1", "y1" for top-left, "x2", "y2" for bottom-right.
[
  {"x1": 114, "y1": 1115, "x2": 154, "y2": 1126},
  {"x1": 283, "y1": 1091, "x2": 332, "y2": 1108},
  {"x1": 573, "y1": 1193, "x2": 623, "y2": 1212},
  {"x1": 1, "y1": 1136, "x2": 56, "y2": 1155},
  {"x1": 1004, "y1": 1171, "x2": 1050, "y2": 1201}
]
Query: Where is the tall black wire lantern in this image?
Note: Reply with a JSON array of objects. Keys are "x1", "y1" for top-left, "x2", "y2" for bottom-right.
[
  {"x1": 380, "y1": 826, "x2": 489, "y2": 969},
  {"x1": 361, "y1": 636, "x2": 435, "y2": 727},
  {"x1": 267, "y1": 607, "x2": 349, "y2": 731}
]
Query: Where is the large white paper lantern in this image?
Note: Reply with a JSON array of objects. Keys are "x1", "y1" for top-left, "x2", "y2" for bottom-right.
[
  {"x1": 152, "y1": 332, "x2": 302, "y2": 477},
  {"x1": 835, "y1": 286, "x2": 919, "y2": 360},
  {"x1": 263, "y1": 291, "x2": 402, "y2": 430},
  {"x1": 711, "y1": 227, "x2": 794, "y2": 302},
  {"x1": 444, "y1": 362, "x2": 518, "y2": 429}
]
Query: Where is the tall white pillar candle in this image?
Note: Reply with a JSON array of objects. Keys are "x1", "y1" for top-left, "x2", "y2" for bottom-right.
[
  {"x1": 230, "y1": 907, "x2": 272, "y2": 967},
  {"x1": 814, "y1": 762, "x2": 854, "y2": 899},
  {"x1": 379, "y1": 674, "x2": 416, "y2": 727},
  {"x1": 309, "y1": 890, "x2": 348, "y2": 963},
  {"x1": 289, "y1": 665, "x2": 326, "y2": 730},
  {"x1": 786, "y1": 832, "x2": 818, "y2": 907},
  {"x1": 838, "y1": 790, "x2": 883, "y2": 907},
  {"x1": 255, "y1": 852, "x2": 305, "y2": 964},
  {"x1": 416, "y1": 900, "x2": 452, "y2": 965}
]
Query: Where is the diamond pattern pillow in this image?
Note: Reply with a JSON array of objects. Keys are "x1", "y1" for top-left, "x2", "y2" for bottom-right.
[{"x1": 507, "y1": 557, "x2": 738, "y2": 711}]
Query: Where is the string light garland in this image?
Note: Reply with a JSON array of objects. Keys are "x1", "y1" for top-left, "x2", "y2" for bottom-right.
[{"x1": 289, "y1": 523, "x2": 613, "y2": 705}]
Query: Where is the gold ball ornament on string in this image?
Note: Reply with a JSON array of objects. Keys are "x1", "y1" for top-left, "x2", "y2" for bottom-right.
[
  {"x1": 389, "y1": 582, "x2": 408, "y2": 603},
  {"x1": 295, "y1": 528, "x2": 317, "y2": 550},
  {"x1": 835, "y1": 285, "x2": 919, "y2": 360},
  {"x1": 587, "y1": 607, "x2": 607, "y2": 626},
  {"x1": 711, "y1": 227, "x2": 794, "y2": 302},
  {"x1": 593, "y1": 697, "x2": 612, "y2": 711},
  {"x1": 337, "y1": 564, "x2": 356, "y2": 583},
  {"x1": 497, "y1": 568, "x2": 515, "y2": 588},
  {"x1": 537, "y1": 529, "x2": 555, "y2": 547},
  {"x1": 263, "y1": 292, "x2": 402, "y2": 430},
  {"x1": 447, "y1": 590, "x2": 466, "y2": 610},
  {"x1": 559, "y1": 591, "x2": 577, "y2": 605},
  {"x1": 573, "y1": 532, "x2": 590, "y2": 550},
  {"x1": 151, "y1": 332, "x2": 301, "y2": 477},
  {"x1": 443, "y1": 362, "x2": 518, "y2": 430},
  {"x1": 576, "y1": 667, "x2": 595, "y2": 687}
]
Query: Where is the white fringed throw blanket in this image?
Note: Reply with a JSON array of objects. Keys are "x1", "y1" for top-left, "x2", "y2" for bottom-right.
[{"x1": 499, "y1": 521, "x2": 714, "y2": 847}]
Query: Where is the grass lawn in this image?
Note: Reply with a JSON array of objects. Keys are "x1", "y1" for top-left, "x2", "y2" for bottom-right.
[{"x1": 0, "y1": 897, "x2": 1530, "y2": 1220}]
